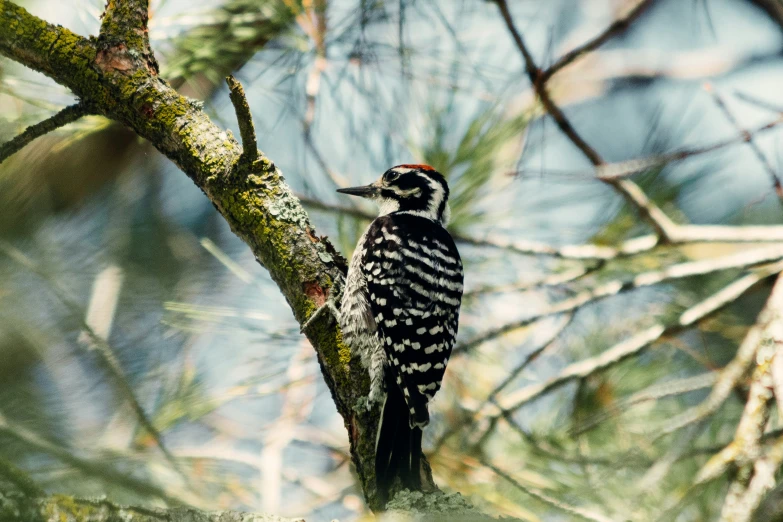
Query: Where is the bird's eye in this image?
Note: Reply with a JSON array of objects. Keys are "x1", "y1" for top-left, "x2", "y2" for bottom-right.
[{"x1": 384, "y1": 171, "x2": 400, "y2": 183}]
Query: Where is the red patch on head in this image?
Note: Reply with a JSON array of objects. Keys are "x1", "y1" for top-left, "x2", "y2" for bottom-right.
[{"x1": 397, "y1": 164, "x2": 436, "y2": 172}]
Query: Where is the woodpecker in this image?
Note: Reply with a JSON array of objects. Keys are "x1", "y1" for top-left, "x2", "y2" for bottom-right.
[{"x1": 336, "y1": 164, "x2": 463, "y2": 502}]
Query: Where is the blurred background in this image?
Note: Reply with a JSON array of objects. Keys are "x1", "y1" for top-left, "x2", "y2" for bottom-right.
[{"x1": 2, "y1": 0, "x2": 783, "y2": 520}]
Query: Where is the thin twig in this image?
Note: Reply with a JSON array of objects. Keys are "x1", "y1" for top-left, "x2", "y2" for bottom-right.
[
  {"x1": 481, "y1": 261, "x2": 783, "y2": 418},
  {"x1": 459, "y1": 244, "x2": 783, "y2": 353},
  {"x1": 301, "y1": 0, "x2": 328, "y2": 141},
  {"x1": 482, "y1": 459, "x2": 615, "y2": 522},
  {"x1": 734, "y1": 90, "x2": 783, "y2": 113},
  {"x1": 490, "y1": 315, "x2": 574, "y2": 400},
  {"x1": 0, "y1": 412, "x2": 179, "y2": 504},
  {"x1": 226, "y1": 75, "x2": 259, "y2": 164},
  {"x1": 260, "y1": 343, "x2": 316, "y2": 513},
  {"x1": 657, "y1": 431, "x2": 783, "y2": 521},
  {"x1": 463, "y1": 267, "x2": 592, "y2": 298},
  {"x1": 749, "y1": 0, "x2": 783, "y2": 33},
  {"x1": 658, "y1": 272, "x2": 783, "y2": 441},
  {"x1": 540, "y1": 0, "x2": 656, "y2": 83},
  {"x1": 455, "y1": 231, "x2": 657, "y2": 260},
  {"x1": 0, "y1": 103, "x2": 88, "y2": 166},
  {"x1": 634, "y1": 425, "x2": 701, "y2": 501},
  {"x1": 513, "y1": 114, "x2": 782, "y2": 180},
  {"x1": 298, "y1": 193, "x2": 372, "y2": 219},
  {"x1": 296, "y1": 4, "x2": 360, "y2": 192},
  {"x1": 570, "y1": 372, "x2": 718, "y2": 436},
  {"x1": 439, "y1": 314, "x2": 574, "y2": 453},
  {"x1": 0, "y1": 241, "x2": 185, "y2": 480},
  {"x1": 302, "y1": 132, "x2": 354, "y2": 189},
  {"x1": 493, "y1": 0, "x2": 601, "y2": 165},
  {"x1": 596, "y1": 115, "x2": 783, "y2": 181},
  {"x1": 669, "y1": 223, "x2": 783, "y2": 243},
  {"x1": 745, "y1": 435, "x2": 783, "y2": 516},
  {"x1": 502, "y1": 417, "x2": 643, "y2": 467},
  {"x1": 301, "y1": 193, "x2": 783, "y2": 262},
  {"x1": 493, "y1": 0, "x2": 675, "y2": 242},
  {"x1": 704, "y1": 83, "x2": 783, "y2": 201},
  {"x1": 494, "y1": 0, "x2": 783, "y2": 249},
  {"x1": 688, "y1": 274, "x2": 783, "y2": 513},
  {"x1": 299, "y1": 193, "x2": 646, "y2": 259}
]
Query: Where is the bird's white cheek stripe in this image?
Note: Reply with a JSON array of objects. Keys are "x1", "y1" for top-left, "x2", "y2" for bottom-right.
[
  {"x1": 392, "y1": 186, "x2": 422, "y2": 198},
  {"x1": 425, "y1": 176, "x2": 445, "y2": 220},
  {"x1": 377, "y1": 198, "x2": 400, "y2": 216}
]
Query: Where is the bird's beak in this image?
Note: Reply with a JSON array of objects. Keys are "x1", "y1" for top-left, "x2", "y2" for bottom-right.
[{"x1": 336, "y1": 184, "x2": 379, "y2": 198}]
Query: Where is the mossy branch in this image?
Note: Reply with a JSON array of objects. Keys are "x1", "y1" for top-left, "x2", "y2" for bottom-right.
[
  {"x1": 0, "y1": 0, "x2": 445, "y2": 512},
  {"x1": 100, "y1": 0, "x2": 152, "y2": 55}
]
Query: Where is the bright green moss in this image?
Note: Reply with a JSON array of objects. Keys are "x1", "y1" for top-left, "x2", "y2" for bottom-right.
[
  {"x1": 0, "y1": 1, "x2": 390, "y2": 506},
  {"x1": 46, "y1": 495, "x2": 93, "y2": 521},
  {"x1": 336, "y1": 330, "x2": 352, "y2": 367}
]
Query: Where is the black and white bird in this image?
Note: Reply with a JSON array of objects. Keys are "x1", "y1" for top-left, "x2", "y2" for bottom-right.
[{"x1": 337, "y1": 164, "x2": 463, "y2": 501}]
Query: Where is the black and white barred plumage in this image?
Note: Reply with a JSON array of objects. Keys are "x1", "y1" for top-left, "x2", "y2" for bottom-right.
[{"x1": 337, "y1": 165, "x2": 463, "y2": 501}]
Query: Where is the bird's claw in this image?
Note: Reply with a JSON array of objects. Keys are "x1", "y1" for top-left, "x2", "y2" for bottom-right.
[
  {"x1": 300, "y1": 299, "x2": 340, "y2": 332},
  {"x1": 300, "y1": 277, "x2": 344, "y2": 333}
]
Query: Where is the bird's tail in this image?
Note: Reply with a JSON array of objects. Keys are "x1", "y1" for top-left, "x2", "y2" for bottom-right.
[{"x1": 375, "y1": 376, "x2": 423, "y2": 505}]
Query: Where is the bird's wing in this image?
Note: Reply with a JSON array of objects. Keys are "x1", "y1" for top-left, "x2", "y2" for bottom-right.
[{"x1": 363, "y1": 214, "x2": 463, "y2": 427}]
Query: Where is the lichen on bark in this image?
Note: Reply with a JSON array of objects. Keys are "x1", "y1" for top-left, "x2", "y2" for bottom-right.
[
  {"x1": 0, "y1": 0, "x2": 507, "y2": 513},
  {"x1": 0, "y1": 0, "x2": 432, "y2": 511}
]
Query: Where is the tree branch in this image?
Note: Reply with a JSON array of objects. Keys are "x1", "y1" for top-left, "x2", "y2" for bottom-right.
[
  {"x1": 492, "y1": 0, "x2": 675, "y2": 242},
  {"x1": 482, "y1": 460, "x2": 615, "y2": 522},
  {"x1": 539, "y1": 0, "x2": 656, "y2": 83},
  {"x1": 480, "y1": 261, "x2": 783, "y2": 418},
  {"x1": 570, "y1": 372, "x2": 718, "y2": 437},
  {"x1": 463, "y1": 268, "x2": 591, "y2": 298},
  {"x1": 226, "y1": 75, "x2": 259, "y2": 164},
  {"x1": 596, "y1": 115, "x2": 783, "y2": 181},
  {"x1": 459, "y1": 243, "x2": 783, "y2": 353},
  {"x1": 665, "y1": 272, "x2": 783, "y2": 522},
  {"x1": 100, "y1": 0, "x2": 153, "y2": 56},
  {"x1": 0, "y1": 103, "x2": 89, "y2": 165},
  {"x1": 704, "y1": 83, "x2": 783, "y2": 201},
  {"x1": 493, "y1": 0, "x2": 602, "y2": 165},
  {"x1": 301, "y1": 193, "x2": 783, "y2": 265},
  {"x1": 749, "y1": 0, "x2": 783, "y2": 33},
  {"x1": 0, "y1": 0, "x2": 399, "y2": 510},
  {"x1": 690, "y1": 274, "x2": 783, "y2": 516},
  {"x1": 660, "y1": 271, "x2": 783, "y2": 443},
  {"x1": 298, "y1": 193, "x2": 646, "y2": 259},
  {"x1": 494, "y1": 0, "x2": 783, "y2": 254}
]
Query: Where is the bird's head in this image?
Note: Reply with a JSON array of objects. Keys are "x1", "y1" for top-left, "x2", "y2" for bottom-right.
[{"x1": 337, "y1": 164, "x2": 450, "y2": 224}]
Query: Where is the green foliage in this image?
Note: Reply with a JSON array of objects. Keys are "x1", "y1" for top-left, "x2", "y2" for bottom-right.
[
  {"x1": 3, "y1": 0, "x2": 783, "y2": 520},
  {"x1": 417, "y1": 104, "x2": 529, "y2": 234},
  {"x1": 162, "y1": 0, "x2": 295, "y2": 90}
]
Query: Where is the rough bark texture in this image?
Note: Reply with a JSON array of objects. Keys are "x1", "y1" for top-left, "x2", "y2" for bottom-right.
[
  {"x1": 99, "y1": 0, "x2": 156, "y2": 73},
  {"x1": 0, "y1": 0, "x2": 443, "y2": 512}
]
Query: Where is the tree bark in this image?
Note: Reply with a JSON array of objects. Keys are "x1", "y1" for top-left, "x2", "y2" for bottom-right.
[{"x1": 0, "y1": 0, "x2": 433, "y2": 511}]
